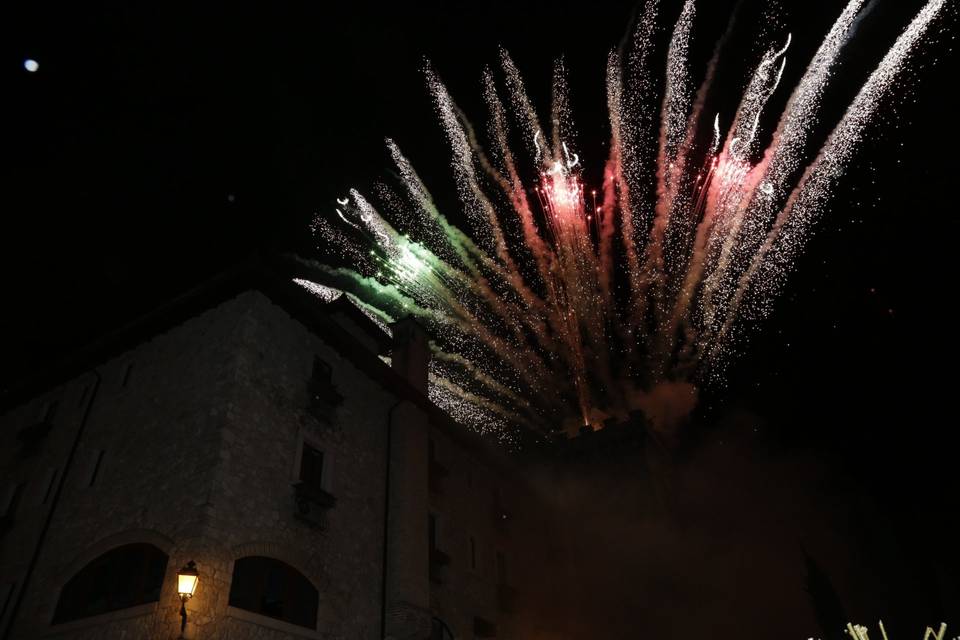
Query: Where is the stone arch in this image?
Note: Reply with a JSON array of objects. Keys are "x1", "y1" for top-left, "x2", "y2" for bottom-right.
[
  {"x1": 228, "y1": 540, "x2": 325, "y2": 590},
  {"x1": 49, "y1": 528, "x2": 174, "y2": 593},
  {"x1": 44, "y1": 528, "x2": 176, "y2": 624},
  {"x1": 65, "y1": 528, "x2": 176, "y2": 575}
]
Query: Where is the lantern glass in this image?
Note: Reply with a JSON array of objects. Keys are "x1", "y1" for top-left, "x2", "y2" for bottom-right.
[{"x1": 177, "y1": 562, "x2": 199, "y2": 598}]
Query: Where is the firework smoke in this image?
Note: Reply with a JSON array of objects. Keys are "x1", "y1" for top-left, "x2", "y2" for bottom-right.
[{"x1": 302, "y1": 0, "x2": 947, "y2": 444}]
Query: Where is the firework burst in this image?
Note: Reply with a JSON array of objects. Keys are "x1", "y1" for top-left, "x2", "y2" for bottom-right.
[{"x1": 301, "y1": 0, "x2": 948, "y2": 444}]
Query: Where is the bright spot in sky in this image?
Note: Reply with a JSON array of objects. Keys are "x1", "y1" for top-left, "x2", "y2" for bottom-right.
[{"x1": 24, "y1": 59, "x2": 39, "y2": 72}]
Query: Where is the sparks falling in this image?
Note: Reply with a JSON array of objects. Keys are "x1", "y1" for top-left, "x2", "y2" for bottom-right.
[{"x1": 302, "y1": 0, "x2": 948, "y2": 444}]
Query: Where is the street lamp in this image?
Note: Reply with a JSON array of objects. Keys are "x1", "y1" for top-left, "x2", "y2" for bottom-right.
[{"x1": 176, "y1": 561, "x2": 199, "y2": 638}]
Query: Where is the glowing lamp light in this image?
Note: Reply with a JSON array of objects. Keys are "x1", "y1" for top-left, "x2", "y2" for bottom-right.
[
  {"x1": 176, "y1": 561, "x2": 198, "y2": 639},
  {"x1": 24, "y1": 59, "x2": 39, "y2": 73},
  {"x1": 177, "y1": 561, "x2": 199, "y2": 598}
]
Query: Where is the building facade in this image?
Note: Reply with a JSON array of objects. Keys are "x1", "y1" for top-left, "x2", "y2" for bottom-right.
[{"x1": 0, "y1": 266, "x2": 554, "y2": 640}]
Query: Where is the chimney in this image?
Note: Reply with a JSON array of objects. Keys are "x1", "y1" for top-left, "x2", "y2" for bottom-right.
[{"x1": 390, "y1": 316, "x2": 430, "y2": 394}]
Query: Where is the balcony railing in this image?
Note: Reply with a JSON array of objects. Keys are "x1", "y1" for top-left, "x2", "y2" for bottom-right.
[{"x1": 293, "y1": 482, "x2": 337, "y2": 516}]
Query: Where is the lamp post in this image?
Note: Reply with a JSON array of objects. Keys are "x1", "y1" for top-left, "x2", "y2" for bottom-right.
[{"x1": 176, "y1": 561, "x2": 199, "y2": 639}]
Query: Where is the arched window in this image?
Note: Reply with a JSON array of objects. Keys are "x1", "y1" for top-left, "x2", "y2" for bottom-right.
[
  {"x1": 52, "y1": 543, "x2": 168, "y2": 623},
  {"x1": 228, "y1": 556, "x2": 318, "y2": 629}
]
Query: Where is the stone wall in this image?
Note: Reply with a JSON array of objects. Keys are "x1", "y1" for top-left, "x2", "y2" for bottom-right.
[
  {"x1": 0, "y1": 291, "x2": 396, "y2": 639},
  {"x1": 0, "y1": 286, "x2": 557, "y2": 640}
]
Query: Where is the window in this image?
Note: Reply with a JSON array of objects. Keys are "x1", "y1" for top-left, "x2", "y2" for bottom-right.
[
  {"x1": 299, "y1": 444, "x2": 324, "y2": 492},
  {"x1": 307, "y1": 356, "x2": 342, "y2": 419},
  {"x1": 293, "y1": 442, "x2": 334, "y2": 517},
  {"x1": 228, "y1": 557, "x2": 318, "y2": 629},
  {"x1": 52, "y1": 543, "x2": 168, "y2": 624}
]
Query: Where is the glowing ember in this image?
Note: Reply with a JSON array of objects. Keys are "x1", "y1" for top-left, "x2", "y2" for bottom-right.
[{"x1": 304, "y1": 0, "x2": 948, "y2": 444}]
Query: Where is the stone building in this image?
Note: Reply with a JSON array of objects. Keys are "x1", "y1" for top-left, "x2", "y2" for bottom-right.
[{"x1": 0, "y1": 261, "x2": 555, "y2": 640}]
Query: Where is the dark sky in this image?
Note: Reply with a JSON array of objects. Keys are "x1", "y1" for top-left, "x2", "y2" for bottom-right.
[{"x1": 2, "y1": 0, "x2": 958, "y2": 632}]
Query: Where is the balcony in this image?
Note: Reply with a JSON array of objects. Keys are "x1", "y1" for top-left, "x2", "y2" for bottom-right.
[{"x1": 292, "y1": 481, "x2": 336, "y2": 528}]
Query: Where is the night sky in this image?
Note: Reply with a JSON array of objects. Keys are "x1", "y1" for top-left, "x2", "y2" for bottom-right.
[{"x1": 3, "y1": 0, "x2": 958, "y2": 633}]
